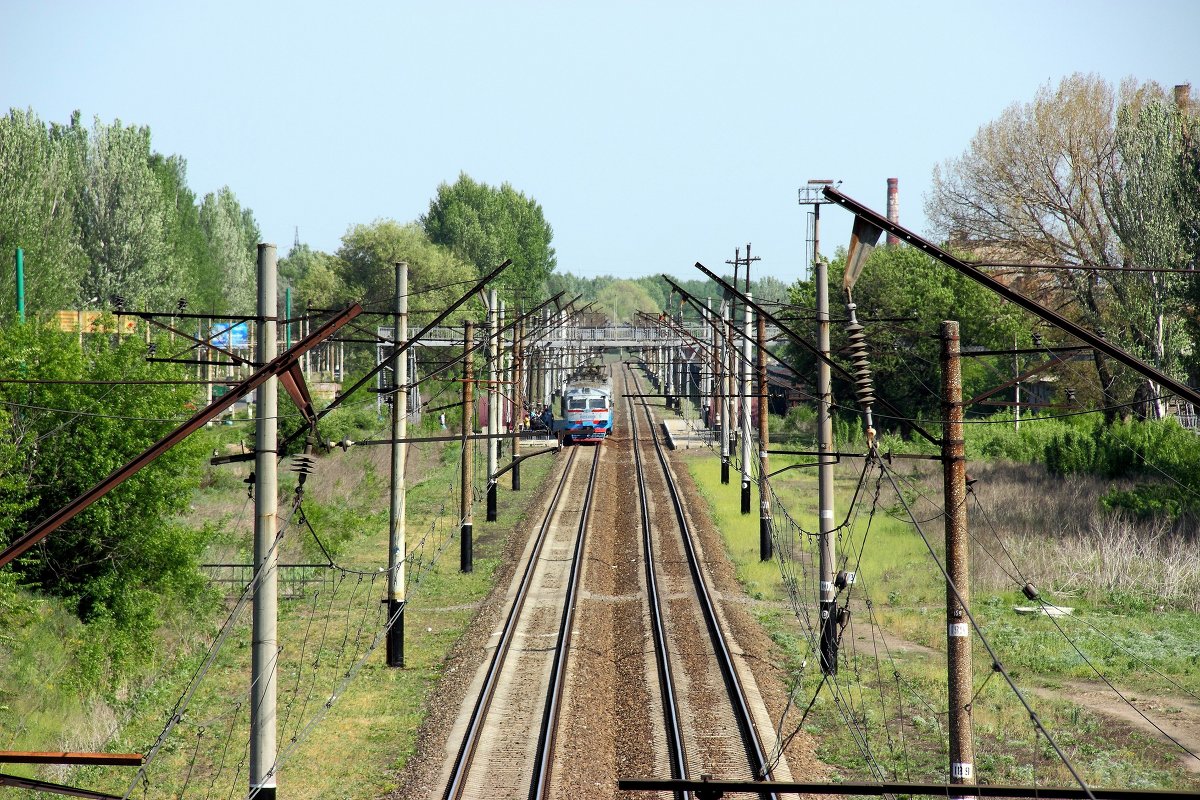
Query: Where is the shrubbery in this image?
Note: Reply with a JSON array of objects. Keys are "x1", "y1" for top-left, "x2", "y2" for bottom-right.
[
  {"x1": 962, "y1": 410, "x2": 1200, "y2": 520},
  {"x1": 0, "y1": 321, "x2": 212, "y2": 684}
]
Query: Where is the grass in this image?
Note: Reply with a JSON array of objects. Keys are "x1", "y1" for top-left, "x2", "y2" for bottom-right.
[
  {"x1": 687, "y1": 448, "x2": 1200, "y2": 790},
  {"x1": 12, "y1": 425, "x2": 557, "y2": 799}
]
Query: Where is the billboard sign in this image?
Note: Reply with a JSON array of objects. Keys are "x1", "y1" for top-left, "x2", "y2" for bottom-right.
[{"x1": 211, "y1": 322, "x2": 250, "y2": 349}]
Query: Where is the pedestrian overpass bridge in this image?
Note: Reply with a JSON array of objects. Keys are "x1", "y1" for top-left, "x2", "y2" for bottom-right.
[{"x1": 399, "y1": 323, "x2": 714, "y2": 348}]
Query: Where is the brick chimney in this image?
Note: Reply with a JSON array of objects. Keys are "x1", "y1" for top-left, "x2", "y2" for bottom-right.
[{"x1": 886, "y1": 178, "x2": 899, "y2": 246}]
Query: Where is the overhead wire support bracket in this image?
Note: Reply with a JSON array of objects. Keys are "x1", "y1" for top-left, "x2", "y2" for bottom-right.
[
  {"x1": 120, "y1": 310, "x2": 252, "y2": 367},
  {"x1": 0, "y1": 303, "x2": 363, "y2": 571},
  {"x1": 279, "y1": 259, "x2": 513, "y2": 453},
  {"x1": 693, "y1": 262, "x2": 941, "y2": 447},
  {"x1": 821, "y1": 185, "x2": 1200, "y2": 411}
]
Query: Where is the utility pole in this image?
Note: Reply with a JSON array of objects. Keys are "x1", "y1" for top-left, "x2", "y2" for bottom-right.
[
  {"x1": 1014, "y1": 335, "x2": 1021, "y2": 432},
  {"x1": 721, "y1": 303, "x2": 732, "y2": 485},
  {"x1": 816, "y1": 253, "x2": 838, "y2": 675},
  {"x1": 798, "y1": 180, "x2": 840, "y2": 675},
  {"x1": 511, "y1": 313, "x2": 523, "y2": 491},
  {"x1": 941, "y1": 320, "x2": 975, "y2": 790},
  {"x1": 700, "y1": 297, "x2": 710, "y2": 429},
  {"x1": 665, "y1": 338, "x2": 674, "y2": 411},
  {"x1": 387, "y1": 262, "x2": 408, "y2": 668},
  {"x1": 740, "y1": 291, "x2": 753, "y2": 515},
  {"x1": 460, "y1": 321, "x2": 474, "y2": 573},
  {"x1": 486, "y1": 289, "x2": 499, "y2": 523},
  {"x1": 757, "y1": 307, "x2": 772, "y2": 561},
  {"x1": 250, "y1": 243, "x2": 278, "y2": 800}
]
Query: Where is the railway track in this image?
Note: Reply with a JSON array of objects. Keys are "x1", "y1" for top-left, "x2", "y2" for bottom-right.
[
  {"x1": 625, "y1": 363, "x2": 783, "y2": 798},
  {"x1": 442, "y1": 442, "x2": 601, "y2": 800},
  {"x1": 439, "y1": 364, "x2": 788, "y2": 798}
]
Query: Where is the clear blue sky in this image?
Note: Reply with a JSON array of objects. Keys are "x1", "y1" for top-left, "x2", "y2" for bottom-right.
[{"x1": 4, "y1": 1, "x2": 1196, "y2": 283}]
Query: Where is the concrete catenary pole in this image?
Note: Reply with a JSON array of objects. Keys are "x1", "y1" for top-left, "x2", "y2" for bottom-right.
[
  {"x1": 941, "y1": 320, "x2": 975, "y2": 790},
  {"x1": 511, "y1": 313, "x2": 523, "y2": 490},
  {"x1": 387, "y1": 262, "x2": 408, "y2": 668},
  {"x1": 486, "y1": 290, "x2": 499, "y2": 522},
  {"x1": 700, "y1": 298, "x2": 710, "y2": 424},
  {"x1": 740, "y1": 291, "x2": 753, "y2": 515},
  {"x1": 721, "y1": 302, "x2": 732, "y2": 485},
  {"x1": 816, "y1": 255, "x2": 838, "y2": 675},
  {"x1": 250, "y1": 243, "x2": 279, "y2": 799},
  {"x1": 460, "y1": 320, "x2": 475, "y2": 573},
  {"x1": 757, "y1": 308, "x2": 772, "y2": 561}
]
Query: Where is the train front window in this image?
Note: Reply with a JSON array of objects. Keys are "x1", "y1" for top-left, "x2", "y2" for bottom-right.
[
  {"x1": 568, "y1": 398, "x2": 587, "y2": 410},
  {"x1": 588, "y1": 399, "x2": 606, "y2": 410}
]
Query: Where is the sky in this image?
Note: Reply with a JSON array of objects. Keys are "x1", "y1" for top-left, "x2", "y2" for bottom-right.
[{"x1": 3, "y1": 1, "x2": 1197, "y2": 285}]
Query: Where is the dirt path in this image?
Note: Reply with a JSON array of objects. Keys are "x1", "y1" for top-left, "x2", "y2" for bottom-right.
[
  {"x1": 842, "y1": 605, "x2": 1200, "y2": 775},
  {"x1": 1028, "y1": 681, "x2": 1200, "y2": 774}
]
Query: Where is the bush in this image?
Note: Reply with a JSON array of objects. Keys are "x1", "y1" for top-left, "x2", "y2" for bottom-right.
[
  {"x1": 1045, "y1": 428, "x2": 1102, "y2": 476},
  {"x1": 965, "y1": 411, "x2": 1084, "y2": 463},
  {"x1": 1043, "y1": 417, "x2": 1200, "y2": 518}
]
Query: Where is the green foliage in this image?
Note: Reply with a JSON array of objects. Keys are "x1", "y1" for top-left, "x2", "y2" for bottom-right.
[
  {"x1": 0, "y1": 322, "x2": 210, "y2": 643},
  {"x1": 0, "y1": 108, "x2": 263, "y2": 319},
  {"x1": 1042, "y1": 417, "x2": 1200, "y2": 517},
  {"x1": 786, "y1": 245, "x2": 1028, "y2": 438},
  {"x1": 421, "y1": 173, "x2": 556, "y2": 303},
  {"x1": 594, "y1": 279, "x2": 659, "y2": 323},
  {"x1": 927, "y1": 76, "x2": 1200, "y2": 414},
  {"x1": 150, "y1": 154, "x2": 213, "y2": 313},
  {"x1": 196, "y1": 186, "x2": 260, "y2": 314},
  {"x1": 1106, "y1": 96, "x2": 1197, "y2": 375},
  {"x1": 280, "y1": 242, "x2": 346, "y2": 311},
  {"x1": 336, "y1": 219, "x2": 476, "y2": 316},
  {"x1": 964, "y1": 412, "x2": 1082, "y2": 462},
  {"x1": 1103, "y1": 483, "x2": 1185, "y2": 519},
  {"x1": 0, "y1": 108, "x2": 86, "y2": 315},
  {"x1": 77, "y1": 118, "x2": 175, "y2": 308}
]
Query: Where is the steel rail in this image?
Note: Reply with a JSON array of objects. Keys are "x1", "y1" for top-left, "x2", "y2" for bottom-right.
[
  {"x1": 442, "y1": 444, "x2": 581, "y2": 800},
  {"x1": 627, "y1": 365, "x2": 779, "y2": 797},
  {"x1": 625, "y1": 370, "x2": 689, "y2": 796},
  {"x1": 530, "y1": 444, "x2": 603, "y2": 799}
]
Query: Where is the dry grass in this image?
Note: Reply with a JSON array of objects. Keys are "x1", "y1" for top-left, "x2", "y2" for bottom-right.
[{"x1": 906, "y1": 460, "x2": 1200, "y2": 611}]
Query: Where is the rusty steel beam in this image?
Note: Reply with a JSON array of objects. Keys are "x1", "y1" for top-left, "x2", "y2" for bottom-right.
[
  {"x1": 279, "y1": 260, "x2": 512, "y2": 453},
  {"x1": 129, "y1": 313, "x2": 251, "y2": 366},
  {"x1": 0, "y1": 303, "x2": 362, "y2": 571},
  {"x1": 0, "y1": 772, "x2": 123, "y2": 800},
  {"x1": 822, "y1": 186, "x2": 1200, "y2": 410},
  {"x1": 0, "y1": 751, "x2": 141, "y2": 766}
]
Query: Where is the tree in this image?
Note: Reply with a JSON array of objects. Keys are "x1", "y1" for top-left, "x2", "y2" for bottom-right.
[
  {"x1": 926, "y1": 74, "x2": 1184, "y2": 418},
  {"x1": 198, "y1": 187, "x2": 258, "y2": 314},
  {"x1": 0, "y1": 322, "x2": 208, "y2": 645},
  {"x1": 0, "y1": 108, "x2": 86, "y2": 316},
  {"x1": 280, "y1": 242, "x2": 346, "y2": 312},
  {"x1": 1106, "y1": 95, "x2": 1200, "y2": 415},
  {"x1": 786, "y1": 246, "x2": 1028, "y2": 434},
  {"x1": 421, "y1": 173, "x2": 556, "y2": 301},
  {"x1": 337, "y1": 219, "x2": 476, "y2": 315},
  {"x1": 150, "y1": 154, "x2": 213, "y2": 313},
  {"x1": 76, "y1": 118, "x2": 174, "y2": 309},
  {"x1": 596, "y1": 279, "x2": 659, "y2": 323}
]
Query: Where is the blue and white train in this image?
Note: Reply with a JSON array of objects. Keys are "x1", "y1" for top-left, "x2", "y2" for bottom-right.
[{"x1": 561, "y1": 369, "x2": 614, "y2": 444}]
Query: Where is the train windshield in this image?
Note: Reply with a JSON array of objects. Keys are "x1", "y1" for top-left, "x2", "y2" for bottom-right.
[
  {"x1": 588, "y1": 399, "x2": 606, "y2": 409},
  {"x1": 568, "y1": 398, "x2": 588, "y2": 410}
]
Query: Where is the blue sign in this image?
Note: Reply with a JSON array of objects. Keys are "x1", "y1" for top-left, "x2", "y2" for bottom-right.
[{"x1": 211, "y1": 322, "x2": 249, "y2": 349}]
